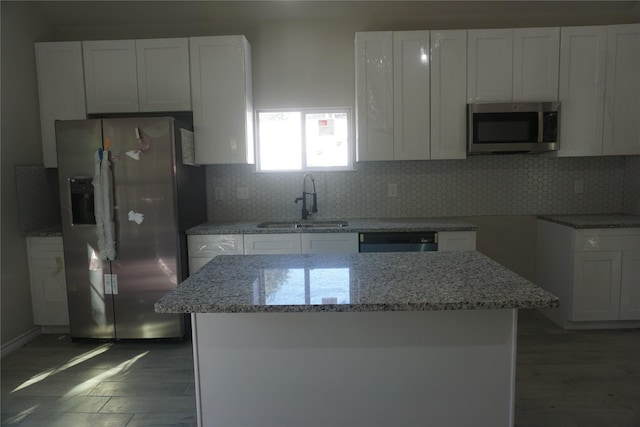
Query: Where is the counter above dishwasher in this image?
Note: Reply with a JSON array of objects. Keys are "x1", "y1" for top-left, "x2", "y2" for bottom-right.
[{"x1": 186, "y1": 217, "x2": 478, "y2": 235}]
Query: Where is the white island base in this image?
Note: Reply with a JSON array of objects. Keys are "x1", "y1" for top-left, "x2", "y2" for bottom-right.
[{"x1": 191, "y1": 309, "x2": 518, "y2": 427}]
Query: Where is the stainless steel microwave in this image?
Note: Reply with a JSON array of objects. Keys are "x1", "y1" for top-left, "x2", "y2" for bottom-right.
[{"x1": 467, "y1": 102, "x2": 560, "y2": 154}]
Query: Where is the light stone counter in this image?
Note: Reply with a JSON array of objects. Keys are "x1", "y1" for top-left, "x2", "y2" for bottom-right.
[
  {"x1": 155, "y1": 251, "x2": 557, "y2": 314},
  {"x1": 538, "y1": 213, "x2": 640, "y2": 229},
  {"x1": 186, "y1": 217, "x2": 477, "y2": 234}
]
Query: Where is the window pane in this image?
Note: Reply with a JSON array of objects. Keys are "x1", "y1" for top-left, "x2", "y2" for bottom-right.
[
  {"x1": 258, "y1": 112, "x2": 302, "y2": 170},
  {"x1": 305, "y1": 112, "x2": 349, "y2": 168}
]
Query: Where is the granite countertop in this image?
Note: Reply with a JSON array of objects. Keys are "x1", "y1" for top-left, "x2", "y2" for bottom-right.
[
  {"x1": 155, "y1": 251, "x2": 558, "y2": 314},
  {"x1": 538, "y1": 214, "x2": 640, "y2": 229},
  {"x1": 186, "y1": 217, "x2": 478, "y2": 235}
]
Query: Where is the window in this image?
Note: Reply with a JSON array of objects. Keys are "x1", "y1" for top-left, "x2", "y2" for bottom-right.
[{"x1": 256, "y1": 108, "x2": 353, "y2": 172}]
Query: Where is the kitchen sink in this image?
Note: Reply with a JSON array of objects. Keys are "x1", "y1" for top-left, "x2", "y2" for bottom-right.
[{"x1": 257, "y1": 220, "x2": 348, "y2": 229}]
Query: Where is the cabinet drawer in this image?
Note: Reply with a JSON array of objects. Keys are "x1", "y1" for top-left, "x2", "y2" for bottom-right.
[
  {"x1": 438, "y1": 231, "x2": 477, "y2": 252},
  {"x1": 574, "y1": 228, "x2": 640, "y2": 252},
  {"x1": 301, "y1": 233, "x2": 358, "y2": 254},
  {"x1": 244, "y1": 234, "x2": 301, "y2": 255},
  {"x1": 28, "y1": 236, "x2": 64, "y2": 259},
  {"x1": 188, "y1": 235, "x2": 244, "y2": 258}
]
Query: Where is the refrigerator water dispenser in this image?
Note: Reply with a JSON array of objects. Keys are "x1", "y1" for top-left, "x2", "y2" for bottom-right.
[{"x1": 69, "y1": 177, "x2": 96, "y2": 225}]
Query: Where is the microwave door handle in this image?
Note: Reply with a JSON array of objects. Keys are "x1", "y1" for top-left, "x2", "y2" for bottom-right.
[{"x1": 537, "y1": 111, "x2": 544, "y2": 143}]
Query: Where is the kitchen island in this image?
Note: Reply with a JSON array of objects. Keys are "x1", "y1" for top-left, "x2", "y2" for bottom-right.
[{"x1": 156, "y1": 251, "x2": 558, "y2": 427}]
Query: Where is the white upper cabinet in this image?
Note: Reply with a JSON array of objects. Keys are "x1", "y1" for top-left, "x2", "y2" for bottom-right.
[
  {"x1": 83, "y1": 38, "x2": 191, "y2": 114},
  {"x1": 35, "y1": 41, "x2": 87, "y2": 168},
  {"x1": 430, "y1": 30, "x2": 468, "y2": 160},
  {"x1": 467, "y1": 29, "x2": 513, "y2": 102},
  {"x1": 356, "y1": 30, "x2": 467, "y2": 161},
  {"x1": 393, "y1": 31, "x2": 430, "y2": 160},
  {"x1": 512, "y1": 27, "x2": 560, "y2": 101},
  {"x1": 355, "y1": 32, "x2": 394, "y2": 161},
  {"x1": 467, "y1": 27, "x2": 559, "y2": 102},
  {"x1": 557, "y1": 26, "x2": 607, "y2": 157},
  {"x1": 136, "y1": 38, "x2": 191, "y2": 112},
  {"x1": 190, "y1": 35, "x2": 254, "y2": 164},
  {"x1": 83, "y1": 40, "x2": 139, "y2": 113},
  {"x1": 603, "y1": 23, "x2": 640, "y2": 155}
]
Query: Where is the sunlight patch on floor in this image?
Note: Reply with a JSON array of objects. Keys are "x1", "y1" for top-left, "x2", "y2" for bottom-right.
[
  {"x1": 63, "y1": 350, "x2": 149, "y2": 397},
  {"x1": 11, "y1": 343, "x2": 113, "y2": 393}
]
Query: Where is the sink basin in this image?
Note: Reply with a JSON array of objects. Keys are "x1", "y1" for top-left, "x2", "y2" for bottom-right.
[{"x1": 257, "y1": 220, "x2": 348, "y2": 229}]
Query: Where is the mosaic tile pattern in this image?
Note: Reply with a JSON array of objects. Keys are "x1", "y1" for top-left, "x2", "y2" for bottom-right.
[
  {"x1": 15, "y1": 165, "x2": 61, "y2": 234},
  {"x1": 206, "y1": 156, "x2": 627, "y2": 221},
  {"x1": 623, "y1": 156, "x2": 640, "y2": 215}
]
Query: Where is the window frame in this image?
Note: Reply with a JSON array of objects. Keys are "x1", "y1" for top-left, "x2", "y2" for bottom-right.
[{"x1": 255, "y1": 107, "x2": 354, "y2": 173}]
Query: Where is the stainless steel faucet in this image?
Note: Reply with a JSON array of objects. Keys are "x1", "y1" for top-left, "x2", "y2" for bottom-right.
[{"x1": 294, "y1": 173, "x2": 317, "y2": 220}]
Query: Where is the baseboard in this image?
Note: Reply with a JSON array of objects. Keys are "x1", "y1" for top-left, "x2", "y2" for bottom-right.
[
  {"x1": 41, "y1": 326, "x2": 70, "y2": 334},
  {"x1": 1, "y1": 327, "x2": 41, "y2": 359}
]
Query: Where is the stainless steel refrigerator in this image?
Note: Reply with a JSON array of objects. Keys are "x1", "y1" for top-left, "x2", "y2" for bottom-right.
[{"x1": 55, "y1": 117, "x2": 206, "y2": 340}]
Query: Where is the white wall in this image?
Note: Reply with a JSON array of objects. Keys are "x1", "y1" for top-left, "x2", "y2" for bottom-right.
[{"x1": 1, "y1": 2, "x2": 53, "y2": 346}]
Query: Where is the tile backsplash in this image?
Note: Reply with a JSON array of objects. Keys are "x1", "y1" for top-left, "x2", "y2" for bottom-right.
[
  {"x1": 206, "y1": 155, "x2": 629, "y2": 221},
  {"x1": 624, "y1": 156, "x2": 640, "y2": 215},
  {"x1": 15, "y1": 165, "x2": 61, "y2": 233}
]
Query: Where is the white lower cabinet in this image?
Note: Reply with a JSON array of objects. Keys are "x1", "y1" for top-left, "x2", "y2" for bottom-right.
[
  {"x1": 620, "y1": 250, "x2": 640, "y2": 320},
  {"x1": 537, "y1": 220, "x2": 640, "y2": 328},
  {"x1": 572, "y1": 251, "x2": 622, "y2": 321},
  {"x1": 187, "y1": 234, "x2": 244, "y2": 274},
  {"x1": 27, "y1": 237, "x2": 69, "y2": 326},
  {"x1": 245, "y1": 233, "x2": 359, "y2": 255},
  {"x1": 243, "y1": 234, "x2": 301, "y2": 255},
  {"x1": 189, "y1": 233, "x2": 360, "y2": 263},
  {"x1": 438, "y1": 231, "x2": 477, "y2": 251},
  {"x1": 301, "y1": 233, "x2": 359, "y2": 254}
]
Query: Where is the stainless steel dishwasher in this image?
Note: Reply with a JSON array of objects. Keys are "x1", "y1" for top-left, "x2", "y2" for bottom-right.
[{"x1": 358, "y1": 231, "x2": 438, "y2": 252}]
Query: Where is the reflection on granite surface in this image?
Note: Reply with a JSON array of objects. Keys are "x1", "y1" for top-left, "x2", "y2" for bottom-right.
[
  {"x1": 155, "y1": 252, "x2": 559, "y2": 314},
  {"x1": 254, "y1": 267, "x2": 351, "y2": 305}
]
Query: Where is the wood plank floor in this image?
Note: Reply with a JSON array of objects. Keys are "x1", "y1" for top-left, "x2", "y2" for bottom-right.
[
  {"x1": 515, "y1": 310, "x2": 640, "y2": 427},
  {"x1": 1, "y1": 310, "x2": 639, "y2": 426}
]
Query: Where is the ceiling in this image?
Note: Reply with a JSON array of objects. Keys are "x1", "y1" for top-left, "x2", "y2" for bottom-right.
[{"x1": 33, "y1": 1, "x2": 640, "y2": 29}]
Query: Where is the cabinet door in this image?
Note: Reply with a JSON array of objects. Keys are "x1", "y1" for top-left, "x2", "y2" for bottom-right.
[
  {"x1": 136, "y1": 38, "x2": 191, "y2": 112},
  {"x1": 467, "y1": 29, "x2": 513, "y2": 102},
  {"x1": 187, "y1": 234, "x2": 244, "y2": 274},
  {"x1": 438, "y1": 231, "x2": 476, "y2": 252},
  {"x1": 512, "y1": 27, "x2": 560, "y2": 102},
  {"x1": 35, "y1": 42, "x2": 86, "y2": 168},
  {"x1": 557, "y1": 26, "x2": 607, "y2": 157},
  {"x1": 244, "y1": 234, "x2": 301, "y2": 255},
  {"x1": 29, "y1": 257, "x2": 69, "y2": 325},
  {"x1": 190, "y1": 36, "x2": 254, "y2": 164},
  {"x1": 603, "y1": 23, "x2": 640, "y2": 155},
  {"x1": 27, "y1": 237, "x2": 69, "y2": 326},
  {"x1": 301, "y1": 233, "x2": 359, "y2": 254},
  {"x1": 430, "y1": 30, "x2": 467, "y2": 160},
  {"x1": 393, "y1": 31, "x2": 430, "y2": 160},
  {"x1": 355, "y1": 32, "x2": 394, "y2": 161},
  {"x1": 572, "y1": 251, "x2": 622, "y2": 321},
  {"x1": 620, "y1": 250, "x2": 640, "y2": 320},
  {"x1": 83, "y1": 40, "x2": 139, "y2": 113}
]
